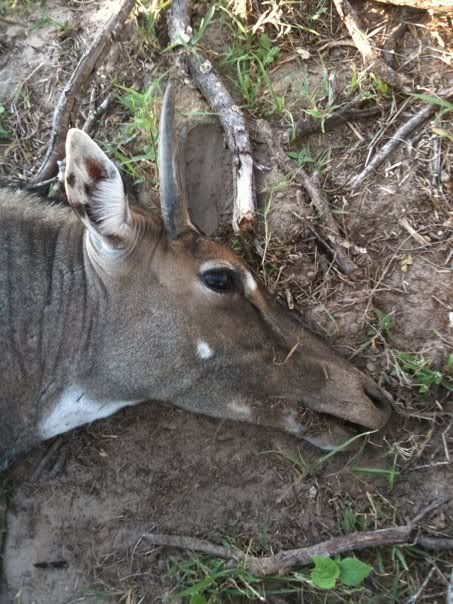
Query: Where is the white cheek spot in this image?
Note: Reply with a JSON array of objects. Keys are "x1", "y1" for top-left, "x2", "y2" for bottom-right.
[
  {"x1": 39, "y1": 387, "x2": 138, "y2": 439},
  {"x1": 197, "y1": 340, "x2": 214, "y2": 360},
  {"x1": 228, "y1": 400, "x2": 252, "y2": 419}
]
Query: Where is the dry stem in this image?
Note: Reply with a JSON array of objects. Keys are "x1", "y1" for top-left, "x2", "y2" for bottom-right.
[
  {"x1": 295, "y1": 103, "x2": 382, "y2": 141},
  {"x1": 29, "y1": 0, "x2": 136, "y2": 191},
  {"x1": 257, "y1": 119, "x2": 356, "y2": 275},
  {"x1": 333, "y1": 0, "x2": 411, "y2": 92}
]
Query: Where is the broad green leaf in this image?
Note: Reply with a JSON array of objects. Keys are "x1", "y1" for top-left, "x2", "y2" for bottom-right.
[
  {"x1": 338, "y1": 557, "x2": 372, "y2": 587},
  {"x1": 310, "y1": 556, "x2": 339, "y2": 590}
]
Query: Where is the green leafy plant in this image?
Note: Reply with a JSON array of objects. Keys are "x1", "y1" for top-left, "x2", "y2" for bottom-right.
[
  {"x1": 309, "y1": 556, "x2": 372, "y2": 590},
  {"x1": 368, "y1": 309, "x2": 394, "y2": 341},
  {"x1": 287, "y1": 146, "x2": 331, "y2": 174},
  {"x1": 393, "y1": 352, "x2": 453, "y2": 394},
  {"x1": 348, "y1": 65, "x2": 390, "y2": 101}
]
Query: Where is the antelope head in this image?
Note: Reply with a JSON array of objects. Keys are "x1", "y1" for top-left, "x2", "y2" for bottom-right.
[{"x1": 62, "y1": 85, "x2": 392, "y2": 451}]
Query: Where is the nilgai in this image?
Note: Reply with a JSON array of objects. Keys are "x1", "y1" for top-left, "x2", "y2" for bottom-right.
[{"x1": 0, "y1": 85, "x2": 391, "y2": 471}]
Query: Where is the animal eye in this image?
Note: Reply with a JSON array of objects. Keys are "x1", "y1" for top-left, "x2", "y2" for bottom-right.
[{"x1": 200, "y1": 269, "x2": 237, "y2": 293}]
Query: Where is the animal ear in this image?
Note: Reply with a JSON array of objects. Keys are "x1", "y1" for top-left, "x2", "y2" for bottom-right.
[{"x1": 64, "y1": 129, "x2": 130, "y2": 242}]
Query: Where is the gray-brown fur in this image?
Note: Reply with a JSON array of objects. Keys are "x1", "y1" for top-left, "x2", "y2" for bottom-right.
[{"x1": 0, "y1": 86, "x2": 392, "y2": 470}]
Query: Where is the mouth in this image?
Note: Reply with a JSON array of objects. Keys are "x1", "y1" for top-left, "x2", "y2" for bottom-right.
[{"x1": 294, "y1": 404, "x2": 391, "y2": 451}]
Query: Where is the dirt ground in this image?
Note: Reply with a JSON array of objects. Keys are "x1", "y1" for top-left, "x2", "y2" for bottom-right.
[{"x1": 0, "y1": 0, "x2": 452, "y2": 602}]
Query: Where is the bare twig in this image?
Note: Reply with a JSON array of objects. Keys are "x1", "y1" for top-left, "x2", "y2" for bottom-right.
[
  {"x1": 448, "y1": 568, "x2": 453, "y2": 604},
  {"x1": 167, "y1": 0, "x2": 255, "y2": 233},
  {"x1": 29, "y1": 0, "x2": 136, "y2": 191},
  {"x1": 30, "y1": 438, "x2": 63, "y2": 481},
  {"x1": 351, "y1": 87, "x2": 453, "y2": 190},
  {"x1": 398, "y1": 217, "x2": 430, "y2": 246},
  {"x1": 333, "y1": 0, "x2": 411, "y2": 92},
  {"x1": 382, "y1": 20, "x2": 409, "y2": 69},
  {"x1": 257, "y1": 119, "x2": 356, "y2": 275},
  {"x1": 82, "y1": 93, "x2": 112, "y2": 135},
  {"x1": 295, "y1": 103, "x2": 382, "y2": 141},
  {"x1": 143, "y1": 533, "x2": 243, "y2": 561},
  {"x1": 406, "y1": 566, "x2": 435, "y2": 603}
]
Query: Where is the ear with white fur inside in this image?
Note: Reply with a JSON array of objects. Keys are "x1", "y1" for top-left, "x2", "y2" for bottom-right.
[{"x1": 64, "y1": 128, "x2": 131, "y2": 243}]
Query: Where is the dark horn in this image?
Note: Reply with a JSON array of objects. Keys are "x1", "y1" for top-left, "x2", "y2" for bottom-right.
[{"x1": 158, "y1": 83, "x2": 188, "y2": 238}]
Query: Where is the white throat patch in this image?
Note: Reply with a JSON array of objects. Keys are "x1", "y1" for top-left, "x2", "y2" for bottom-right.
[
  {"x1": 196, "y1": 340, "x2": 214, "y2": 360},
  {"x1": 39, "y1": 387, "x2": 138, "y2": 439}
]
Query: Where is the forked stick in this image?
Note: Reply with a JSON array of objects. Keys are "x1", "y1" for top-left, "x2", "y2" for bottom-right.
[
  {"x1": 143, "y1": 498, "x2": 452, "y2": 578},
  {"x1": 167, "y1": 0, "x2": 256, "y2": 233},
  {"x1": 29, "y1": 0, "x2": 136, "y2": 191},
  {"x1": 333, "y1": 0, "x2": 411, "y2": 93}
]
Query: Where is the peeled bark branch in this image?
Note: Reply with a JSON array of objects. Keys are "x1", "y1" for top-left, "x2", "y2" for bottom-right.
[
  {"x1": 373, "y1": 0, "x2": 453, "y2": 12},
  {"x1": 333, "y1": 0, "x2": 411, "y2": 93},
  {"x1": 29, "y1": 0, "x2": 136, "y2": 191},
  {"x1": 168, "y1": 0, "x2": 256, "y2": 233}
]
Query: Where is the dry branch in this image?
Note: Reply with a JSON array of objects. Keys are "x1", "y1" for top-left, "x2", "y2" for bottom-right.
[
  {"x1": 372, "y1": 0, "x2": 453, "y2": 12},
  {"x1": 351, "y1": 87, "x2": 453, "y2": 190},
  {"x1": 29, "y1": 0, "x2": 136, "y2": 191},
  {"x1": 168, "y1": 0, "x2": 256, "y2": 233},
  {"x1": 257, "y1": 120, "x2": 356, "y2": 275},
  {"x1": 295, "y1": 103, "x2": 382, "y2": 141},
  {"x1": 382, "y1": 21, "x2": 409, "y2": 69},
  {"x1": 333, "y1": 0, "x2": 411, "y2": 92},
  {"x1": 82, "y1": 93, "x2": 113, "y2": 135},
  {"x1": 143, "y1": 525, "x2": 453, "y2": 578}
]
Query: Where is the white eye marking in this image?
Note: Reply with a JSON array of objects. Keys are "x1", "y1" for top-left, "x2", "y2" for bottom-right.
[
  {"x1": 40, "y1": 387, "x2": 138, "y2": 439},
  {"x1": 228, "y1": 400, "x2": 252, "y2": 419},
  {"x1": 197, "y1": 340, "x2": 214, "y2": 360},
  {"x1": 244, "y1": 272, "x2": 257, "y2": 295},
  {"x1": 199, "y1": 260, "x2": 235, "y2": 273}
]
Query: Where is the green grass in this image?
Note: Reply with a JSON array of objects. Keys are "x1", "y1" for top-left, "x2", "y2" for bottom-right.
[
  {"x1": 168, "y1": 542, "x2": 451, "y2": 602},
  {"x1": 348, "y1": 65, "x2": 391, "y2": 100},
  {"x1": 107, "y1": 78, "x2": 164, "y2": 184},
  {"x1": 169, "y1": 552, "x2": 374, "y2": 602},
  {"x1": 137, "y1": 0, "x2": 171, "y2": 46},
  {"x1": 0, "y1": 105, "x2": 10, "y2": 140},
  {"x1": 287, "y1": 145, "x2": 331, "y2": 174}
]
